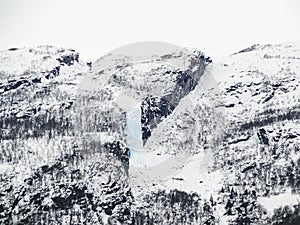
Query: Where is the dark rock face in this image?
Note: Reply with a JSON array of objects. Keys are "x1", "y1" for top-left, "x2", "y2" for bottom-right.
[
  {"x1": 141, "y1": 54, "x2": 208, "y2": 142},
  {"x1": 257, "y1": 128, "x2": 269, "y2": 145},
  {"x1": 57, "y1": 53, "x2": 79, "y2": 66},
  {"x1": 0, "y1": 79, "x2": 30, "y2": 92},
  {"x1": 8, "y1": 48, "x2": 19, "y2": 51},
  {"x1": 141, "y1": 96, "x2": 175, "y2": 141},
  {"x1": 45, "y1": 66, "x2": 60, "y2": 79}
]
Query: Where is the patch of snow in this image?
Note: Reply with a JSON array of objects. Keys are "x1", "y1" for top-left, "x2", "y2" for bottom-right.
[{"x1": 258, "y1": 188, "x2": 300, "y2": 213}]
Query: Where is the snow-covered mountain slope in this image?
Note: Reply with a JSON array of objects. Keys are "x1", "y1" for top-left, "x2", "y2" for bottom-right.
[
  {"x1": 74, "y1": 44, "x2": 211, "y2": 191},
  {"x1": 0, "y1": 44, "x2": 211, "y2": 225},
  {"x1": 0, "y1": 46, "x2": 132, "y2": 225},
  {"x1": 129, "y1": 43, "x2": 300, "y2": 225},
  {"x1": 0, "y1": 42, "x2": 300, "y2": 225}
]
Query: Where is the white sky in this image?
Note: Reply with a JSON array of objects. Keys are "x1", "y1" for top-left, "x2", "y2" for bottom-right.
[{"x1": 1, "y1": 0, "x2": 300, "y2": 60}]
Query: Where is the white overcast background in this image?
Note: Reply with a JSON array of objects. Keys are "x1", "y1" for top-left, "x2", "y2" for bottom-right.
[{"x1": 1, "y1": 0, "x2": 300, "y2": 60}]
